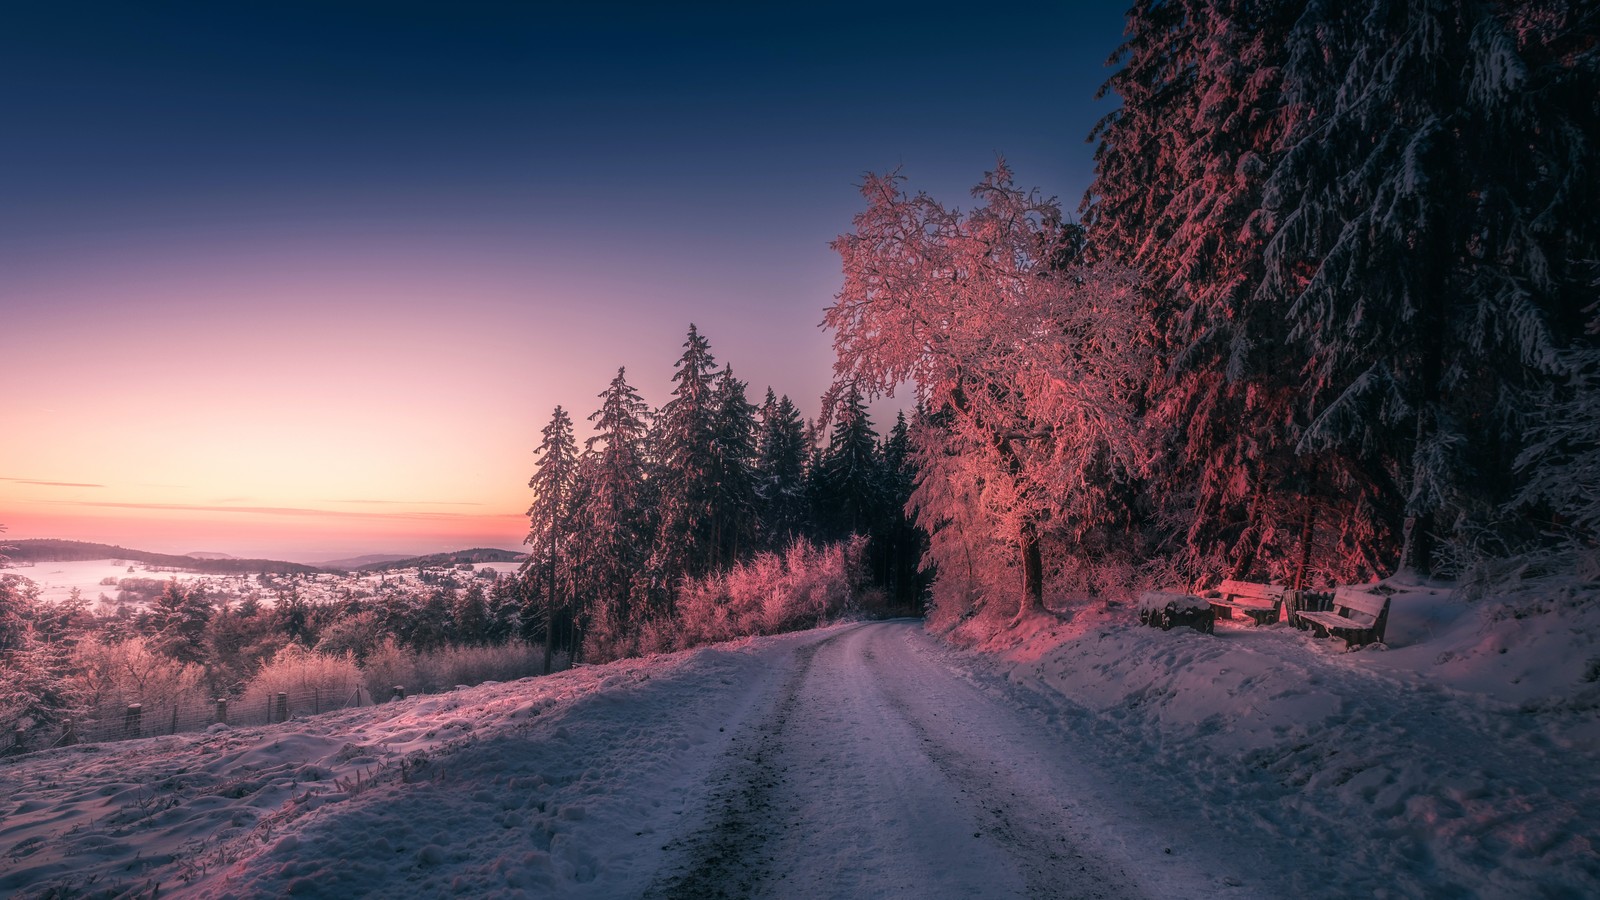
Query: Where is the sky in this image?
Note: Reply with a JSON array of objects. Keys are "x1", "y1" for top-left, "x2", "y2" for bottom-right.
[{"x1": 1, "y1": 1, "x2": 1129, "y2": 562}]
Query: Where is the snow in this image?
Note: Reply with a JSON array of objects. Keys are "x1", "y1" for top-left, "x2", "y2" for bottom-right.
[
  {"x1": 3, "y1": 578, "x2": 1597, "y2": 898},
  {"x1": 0, "y1": 560, "x2": 218, "y2": 606},
  {"x1": 947, "y1": 576, "x2": 1600, "y2": 897},
  {"x1": 0, "y1": 627, "x2": 851, "y2": 898}
]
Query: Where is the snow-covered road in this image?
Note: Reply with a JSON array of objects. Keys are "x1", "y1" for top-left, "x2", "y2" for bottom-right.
[{"x1": 647, "y1": 621, "x2": 1160, "y2": 899}]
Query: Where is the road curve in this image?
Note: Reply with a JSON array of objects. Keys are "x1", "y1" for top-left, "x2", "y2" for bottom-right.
[{"x1": 646, "y1": 621, "x2": 1147, "y2": 900}]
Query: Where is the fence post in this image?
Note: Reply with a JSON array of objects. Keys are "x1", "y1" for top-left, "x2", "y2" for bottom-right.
[
  {"x1": 276, "y1": 692, "x2": 289, "y2": 723},
  {"x1": 170, "y1": 705, "x2": 179, "y2": 735},
  {"x1": 392, "y1": 685, "x2": 405, "y2": 701},
  {"x1": 12, "y1": 726, "x2": 23, "y2": 752},
  {"x1": 124, "y1": 703, "x2": 143, "y2": 738},
  {"x1": 215, "y1": 698, "x2": 228, "y2": 726}
]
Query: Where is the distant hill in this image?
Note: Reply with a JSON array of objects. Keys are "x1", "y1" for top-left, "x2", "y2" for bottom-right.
[
  {"x1": 185, "y1": 551, "x2": 240, "y2": 560},
  {"x1": 3, "y1": 540, "x2": 325, "y2": 575},
  {"x1": 356, "y1": 548, "x2": 528, "y2": 572},
  {"x1": 315, "y1": 553, "x2": 411, "y2": 570}
]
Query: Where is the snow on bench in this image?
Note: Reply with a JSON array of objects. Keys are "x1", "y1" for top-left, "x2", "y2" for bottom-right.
[
  {"x1": 1138, "y1": 590, "x2": 1215, "y2": 633},
  {"x1": 1294, "y1": 585, "x2": 1390, "y2": 649},
  {"x1": 1206, "y1": 579, "x2": 1289, "y2": 626}
]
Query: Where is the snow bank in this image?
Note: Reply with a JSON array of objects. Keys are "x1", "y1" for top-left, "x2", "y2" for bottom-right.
[{"x1": 943, "y1": 577, "x2": 1600, "y2": 897}]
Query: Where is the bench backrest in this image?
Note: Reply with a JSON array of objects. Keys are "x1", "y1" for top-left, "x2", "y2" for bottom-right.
[
  {"x1": 1217, "y1": 579, "x2": 1287, "y2": 602},
  {"x1": 1332, "y1": 586, "x2": 1389, "y2": 623}
]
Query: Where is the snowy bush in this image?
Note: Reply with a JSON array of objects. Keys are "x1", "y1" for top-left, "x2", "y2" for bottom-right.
[
  {"x1": 239, "y1": 643, "x2": 363, "y2": 714},
  {"x1": 66, "y1": 636, "x2": 209, "y2": 731},
  {"x1": 580, "y1": 538, "x2": 870, "y2": 662},
  {"x1": 358, "y1": 639, "x2": 544, "y2": 699}
]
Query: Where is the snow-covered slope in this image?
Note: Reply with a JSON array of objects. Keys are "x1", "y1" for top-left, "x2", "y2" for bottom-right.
[
  {"x1": 0, "y1": 626, "x2": 851, "y2": 898},
  {"x1": 944, "y1": 577, "x2": 1600, "y2": 897}
]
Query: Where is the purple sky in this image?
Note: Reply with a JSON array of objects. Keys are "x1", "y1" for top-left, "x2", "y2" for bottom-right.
[{"x1": 0, "y1": 1, "x2": 1129, "y2": 560}]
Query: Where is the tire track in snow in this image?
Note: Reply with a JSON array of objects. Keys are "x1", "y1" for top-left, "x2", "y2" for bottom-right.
[
  {"x1": 646, "y1": 622, "x2": 1149, "y2": 899},
  {"x1": 644, "y1": 630, "x2": 844, "y2": 899}
]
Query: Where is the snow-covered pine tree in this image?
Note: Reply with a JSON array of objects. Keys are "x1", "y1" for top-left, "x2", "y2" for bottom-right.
[
  {"x1": 710, "y1": 367, "x2": 759, "y2": 568},
  {"x1": 879, "y1": 409, "x2": 925, "y2": 607},
  {"x1": 818, "y1": 385, "x2": 884, "y2": 541},
  {"x1": 1088, "y1": 0, "x2": 1328, "y2": 585},
  {"x1": 146, "y1": 579, "x2": 213, "y2": 665},
  {"x1": 1261, "y1": 0, "x2": 1600, "y2": 577},
  {"x1": 575, "y1": 367, "x2": 654, "y2": 650},
  {"x1": 754, "y1": 390, "x2": 812, "y2": 550},
  {"x1": 650, "y1": 325, "x2": 722, "y2": 589},
  {"x1": 524, "y1": 405, "x2": 578, "y2": 673},
  {"x1": 452, "y1": 581, "x2": 490, "y2": 646},
  {"x1": 0, "y1": 574, "x2": 78, "y2": 744}
]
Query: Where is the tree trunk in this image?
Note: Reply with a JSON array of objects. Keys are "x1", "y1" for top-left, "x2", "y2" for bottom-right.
[
  {"x1": 1292, "y1": 499, "x2": 1316, "y2": 591},
  {"x1": 1397, "y1": 403, "x2": 1436, "y2": 581},
  {"x1": 1018, "y1": 519, "x2": 1045, "y2": 618},
  {"x1": 1228, "y1": 486, "x2": 1265, "y2": 583}
]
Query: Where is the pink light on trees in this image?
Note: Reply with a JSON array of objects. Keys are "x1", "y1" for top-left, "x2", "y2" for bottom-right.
[{"x1": 826, "y1": 164, "x2": 1148, "y2": 621}]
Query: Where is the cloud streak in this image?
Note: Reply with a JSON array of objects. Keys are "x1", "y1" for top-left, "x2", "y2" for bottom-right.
[
  {"x1": 37, "y1": 499, "x2": 520, "y2": 523},
  {"x1": 1, "y1": 477, "x2": 106, "y2": 488}
]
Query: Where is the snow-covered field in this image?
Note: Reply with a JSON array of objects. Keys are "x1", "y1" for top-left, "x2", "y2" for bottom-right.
[
  {"x1": 0, "y1": 560, "x2": 221, "y2": 606},
  {"x1": 2, "y1": 577, "x2": 1596, "y2": 898}
]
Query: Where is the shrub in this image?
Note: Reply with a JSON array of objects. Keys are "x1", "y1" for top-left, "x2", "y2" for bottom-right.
[
  {"x1": 67, "y1": 636, "x2": 209, "y2": 731},
  {"x1": 238, "y1": 643, "x2": 362, "y2": 717}
]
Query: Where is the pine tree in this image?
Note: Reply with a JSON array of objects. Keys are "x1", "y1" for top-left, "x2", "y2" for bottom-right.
[
  {"x1": 147, "y1": 579, "x2": 213, "y2": 665},
  {"x1": 651, "y1": 325, "x2": 722, "y2": 587},
  {"x1": 880, "y1": 410, "x2": 926, "y2": 607},
  {"x1": 524, "y1": 405, "x2": 579, "y2": 673},
  {"x1": 573, "y1": 368, "x2": 654, "y2": 650},
  {"x1": 710, "y1": 367, "x2": 759, "y2": 567},
  {"x1": 819, "y1": 386, "x2": 884, "y2": 540},
  {"x1": 1261, "y1": 0, "x2": 1600, "y2": 576},
  {"x1": 754, "y1": 389, "x2": 811, "y2": 549},
  {"x1": 452, "y1": 581, "x2": 490, "y2": 646},
  {"x1": 1088, "y1": 0, "x2": 1319, "y2": 585}
]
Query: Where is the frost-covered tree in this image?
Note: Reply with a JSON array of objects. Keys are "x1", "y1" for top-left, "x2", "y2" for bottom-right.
[
  {"x1": 754, "y1": 390, "x2": 812, "y2": 549},
  {"x1": 574, "y1": 368, "x2": 655, "y2": 646},
  {"x1": 651, "y1": 325, "x2": 722, "y2": 588},
  {"x1": 1261, "y1": 0, "x2": 1600, "y2": 576},
  {"x1": 524, "y1": 405, "x2": 578, "y2": 673},
  {"x1": 828, "y1": 166, "x2": 1148, "y2": 619},
  {"x1": 879, "y1": 410, "x2": 926, "y2": 607},
  {"x1": 817, "y1": 385, "x2": 884, "y2": 540},
  {"x1": 146, "y1": 579, "x2": 213, "y2": 665},
  {"x1": 452, "y1": 581, "x2": 489, "y2": 646},
  {"x1": 710, "y1": 367, "x2": 760, "y2": 567},
  {"x1": 0, "y1": 574, "x2": 77, "y2": 741},
  {"x1": 1088, "y1": 0, "x2": 1328, "y2": 585}
]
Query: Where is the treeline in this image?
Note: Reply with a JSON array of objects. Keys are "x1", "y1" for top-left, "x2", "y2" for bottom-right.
[
  {"x1": 5, "y1": 539, "x2": 323, "y2": 575},
  {"x1": 0, "y1": 567, "x2": 553, "y2": 745},
  {"x1": 827, "y1": 0, "x2": 1598, "y2": 626},
  {"x1": 522, "y1": 325, "x2": 923, "y2": 662}
]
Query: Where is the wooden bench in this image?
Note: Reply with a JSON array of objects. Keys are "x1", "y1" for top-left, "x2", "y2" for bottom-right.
[
  {"x1": 1207, "y1": 579, "x2": 1289, "y2": 626},
  {"x1": 1294, "y1": 585, "x2": 1390, "y2": 648}
]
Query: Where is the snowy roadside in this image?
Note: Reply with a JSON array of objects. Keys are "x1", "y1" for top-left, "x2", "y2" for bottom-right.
[
  {"x1": 935, "y1": 578, "x2": 1600, "y2": 898},
  {"x1": 0, "y1": 625, "x2": 855, "y2": 898}
]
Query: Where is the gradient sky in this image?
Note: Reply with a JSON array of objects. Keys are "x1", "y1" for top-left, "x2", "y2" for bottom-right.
[{"x1": 1, "y1": 1, "x2": 1128, "y2": 562}]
